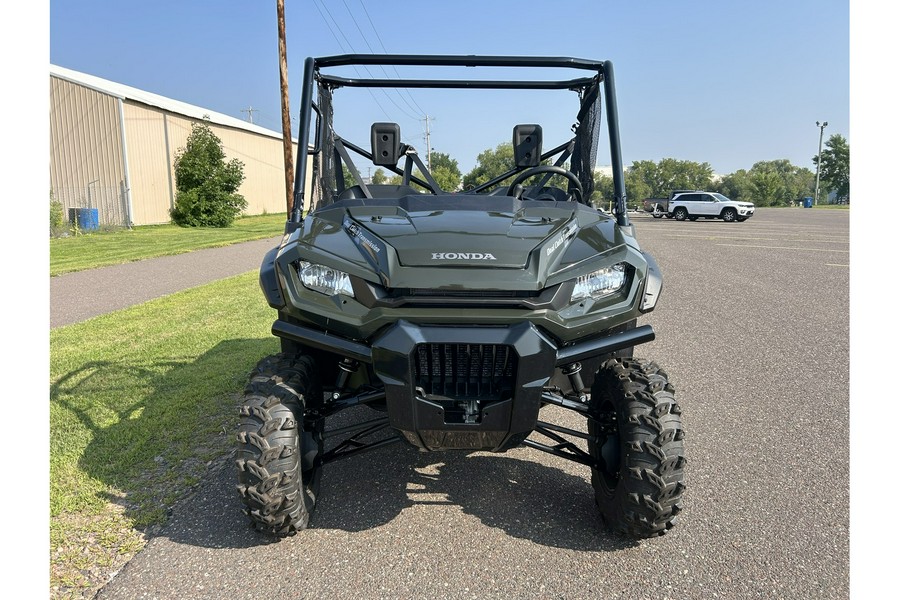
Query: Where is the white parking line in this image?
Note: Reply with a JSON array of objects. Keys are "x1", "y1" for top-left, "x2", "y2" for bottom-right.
[
  {"x1": 715, "y1": 244, "x2": 849, "y2": 252},
  {"x1": 664, "y1": 234, "x2": 848, "y2": 243}
]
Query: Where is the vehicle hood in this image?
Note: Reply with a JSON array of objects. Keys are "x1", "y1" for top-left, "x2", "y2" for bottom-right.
[
  {"x1": 347, "y1": 199, "x2": 573, "y2": 268},
  {"x1": 291, "y1": 195, "x2": 631, "y2": 289}
]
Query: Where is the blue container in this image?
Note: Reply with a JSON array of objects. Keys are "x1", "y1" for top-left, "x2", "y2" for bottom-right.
[
  {"x1": 802, "y1": 197, "x2": 813, "y2": 208},
  {"x1": 68, "y1": 208, "x2": 100, "y2": 231}
]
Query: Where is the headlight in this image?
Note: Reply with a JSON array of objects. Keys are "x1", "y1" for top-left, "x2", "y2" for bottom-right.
[
  {"x1": 298, "y1": 261, "x2": 354, "y2": 297},
  {"x1": 571, "y1": 263, "x2": 627, "y2": 301}
]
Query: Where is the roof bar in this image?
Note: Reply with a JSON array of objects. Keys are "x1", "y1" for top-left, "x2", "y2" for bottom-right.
[
  {"x1": 315, "y1": 54, "x2": 607, "y2": 71},
  {"x1": 318, "y1": 75, "x2": 597, "y2": 91}
]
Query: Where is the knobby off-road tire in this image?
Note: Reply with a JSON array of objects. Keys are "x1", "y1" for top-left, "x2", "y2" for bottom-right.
[
  {"x1": 588, "y1": 358, "x2": 685, "y2": 538},
  {"x1": 236, "y1": 353, "x2": 323, "y2": 536}
]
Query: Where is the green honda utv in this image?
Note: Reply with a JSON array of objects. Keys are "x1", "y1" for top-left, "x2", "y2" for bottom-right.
[{"x1": 237, "y1": 54, "x2": 685, "y2": 539}]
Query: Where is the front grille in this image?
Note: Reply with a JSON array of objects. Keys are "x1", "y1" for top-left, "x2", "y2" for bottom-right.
[
  {"x1": 414, "y1": 343, "x2": 517, "y2": 399},
  {"x1": 394, "y1": 288, "x2": 539, "y2": 299}
]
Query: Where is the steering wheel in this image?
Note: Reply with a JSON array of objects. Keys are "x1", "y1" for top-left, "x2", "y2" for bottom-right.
[{"x1": 506, "y1": 165, "x2": 583, "y2": 203}]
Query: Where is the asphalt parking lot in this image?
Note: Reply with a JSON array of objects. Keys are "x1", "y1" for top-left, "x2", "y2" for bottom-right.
[{"x1": 98, "y1": 207, "x2": 849, "y2": 599}]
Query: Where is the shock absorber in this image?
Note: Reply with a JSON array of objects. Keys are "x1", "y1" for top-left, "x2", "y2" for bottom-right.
[
  {"x1": 562, "y1": 362, "x2": 587, "y2": 403},
  {"x1": 332, "y1": 358, "x2": 359, "y2": 399}
]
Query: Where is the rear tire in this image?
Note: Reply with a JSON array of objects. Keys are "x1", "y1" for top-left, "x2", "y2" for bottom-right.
[
  {"x1": 588, "y1": 358, "x2": 685, "y2": 538},
  {"x1": 237, "y1": 353, "x2": 323, "y2": 536},
  {"x1": 673, "y1": 208, "x2": 688, "y2": 221}
]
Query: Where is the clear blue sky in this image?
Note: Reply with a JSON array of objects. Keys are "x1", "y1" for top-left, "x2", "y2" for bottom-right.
[{"x1": 49, "y1": 0, "x2": 849, "y2": 176}]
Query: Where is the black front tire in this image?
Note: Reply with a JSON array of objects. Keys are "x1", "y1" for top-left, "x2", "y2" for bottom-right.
[
  {"x1": 588, "y1": 358, "x2": 685, "y2": 538},
  {"x1": 722, "y1": 208, "x2": 737, "y2": 222},
  {"x1": 237, "y1": 353, "x2": 324, "y2": 536},
  {"x1": 673, "y1": 208, "x2": 688, "y2": 221}
]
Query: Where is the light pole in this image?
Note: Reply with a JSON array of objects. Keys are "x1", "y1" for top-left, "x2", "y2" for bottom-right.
[{"x1": 814, "y1": 120, "x2": 828, "y2": 206}]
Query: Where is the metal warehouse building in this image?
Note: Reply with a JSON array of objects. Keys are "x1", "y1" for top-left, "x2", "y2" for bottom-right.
[{"x1": 50, "y1": 65, "x2": 307, "y2": 227}]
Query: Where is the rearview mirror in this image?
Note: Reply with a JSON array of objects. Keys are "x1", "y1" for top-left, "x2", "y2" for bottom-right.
[
  {"x1": 371, "y1": 123, "x2": 402, "y2": 166},
  {"x1": 513, "y1": 124, "x2": 542, "y2": 167}
]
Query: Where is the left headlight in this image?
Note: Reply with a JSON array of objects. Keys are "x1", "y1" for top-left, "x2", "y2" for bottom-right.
[
  {"x1": 298, "y1": 261, "x2": 355, "y2": 297},
  {"x1": 571, "y1": 263, "x2": 627, "y2": 301}
]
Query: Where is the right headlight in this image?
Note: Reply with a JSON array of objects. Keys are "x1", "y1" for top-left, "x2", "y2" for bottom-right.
[
  {"x1": 297, "y1": 261, "x2": 354, "y2": 297},
  {"x1": 570, "y1": 263, "x2": 627, "y2": 301}
]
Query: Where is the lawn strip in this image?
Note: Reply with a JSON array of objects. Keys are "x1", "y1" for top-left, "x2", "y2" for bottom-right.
[{"x1": 50, "y1": 271, "x2": 278, "y2": 597}]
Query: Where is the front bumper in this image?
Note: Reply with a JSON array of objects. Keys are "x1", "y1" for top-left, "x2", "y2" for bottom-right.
[{"x1": 273, "y1": 318, "x2": 654, "y2": 451}]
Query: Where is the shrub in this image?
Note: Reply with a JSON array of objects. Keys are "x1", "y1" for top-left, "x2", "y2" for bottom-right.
[
  {"x1": 171, "y1": 119, "x2": 246, "y2": 227},
  {"x1": 50, "y1": 193, "x2": 65, "y2": 236}
]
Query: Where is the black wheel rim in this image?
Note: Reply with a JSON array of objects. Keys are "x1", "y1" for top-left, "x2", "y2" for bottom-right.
[{"x1": 593, "y1": 399, "x2": 621, "y2": 489}]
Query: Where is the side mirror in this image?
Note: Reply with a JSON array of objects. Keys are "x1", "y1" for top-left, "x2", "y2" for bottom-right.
[
  {"x1": 513, "y1": 124, "x2": 542, "y2": 167},
  {"x1": 371, "y1": 123, "x2": 401, "y2": 166}
]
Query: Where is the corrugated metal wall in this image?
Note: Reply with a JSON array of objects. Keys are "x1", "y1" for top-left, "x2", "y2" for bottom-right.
[
  {"x1": 51, "y1": 74, "x2": 311, "y2": 227},
  {"x1": 50, "y1": 76, "x2": 130, "y2": 226},
  {"x1": 122, "y1": 102, "x2": 173, "y2": 225}
]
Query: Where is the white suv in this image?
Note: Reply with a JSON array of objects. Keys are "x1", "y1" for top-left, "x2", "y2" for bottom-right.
[{"x1": 668, "y1": 192, "x2": 755, "y2": 222}]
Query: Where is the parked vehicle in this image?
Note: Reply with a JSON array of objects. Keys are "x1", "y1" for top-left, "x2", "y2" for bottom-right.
[
  {"x1": 668, "y1": 191, "x2": 754, "y2": 222},
  {"x1": 642, "y1": 190, "x2": 695, "y2": 218},
  {"x1": 237, "y1": 54, "x2": 684, "y2": 540}
]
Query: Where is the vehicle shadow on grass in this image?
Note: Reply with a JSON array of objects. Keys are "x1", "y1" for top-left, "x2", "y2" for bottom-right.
[{"x1": 51, "y1": 338, "x2": 278, "y2": 548}]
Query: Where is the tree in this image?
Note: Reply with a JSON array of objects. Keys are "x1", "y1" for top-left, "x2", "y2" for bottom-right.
[
  {"x1": 714, "y1": 160, "x2": 814, "y2": 206},
  {"x1": 749, "y1": 171, "x2": 785, "y2": 207},
  {"x1": 429, "y1": 151, "x2": 462, "y2": 192},
  {"x1": 592, "y1": 173, "x2": 615, "y2": 208},
  {"x1": 372, "y1": 168, "x2": 388, "y2": 184},
  {"x1": 462, "y1": 142, "x2": 517, "y2": 190},
  {"x1": 715, "y1": 169, "x2": 755, "y2": 203},
  {"x1": 813, "y1": 134, "x2": 850, "y2": 203},
  {"x1": 462, "y1": 142, "x2": 571, "y2": 193},
  {"x1": 626, "y1": 158, "x2": 714, "y2": 199},
  {"x1": 171, "y1": 120, "x2": 247, "y2": 227}
]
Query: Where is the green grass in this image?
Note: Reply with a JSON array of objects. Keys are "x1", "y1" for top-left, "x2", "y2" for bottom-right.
[
  {"x1": 813, "y1": 203, "x2": 850, "y2": 209},
  {"x1": 50, "y1": 213, "x2": 287, "y2": 276},
  {"x1": 49, "y1": 272, "x2": 279, "y2": 596}
]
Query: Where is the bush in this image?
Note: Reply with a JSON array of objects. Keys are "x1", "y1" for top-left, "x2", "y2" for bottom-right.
[
  {"x1": 171, "y1": 119, "x2": 246, "y2": 227},
  {"x1": 50, "y1": 194, "x2": 65, "y2": 236}
]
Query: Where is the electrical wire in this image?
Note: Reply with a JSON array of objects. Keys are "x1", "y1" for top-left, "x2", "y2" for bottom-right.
[
  {"x1": 314, "y1": 0, "x2": 420, "y2": 122},
  {"x1": 311, "y1": 0, "x2": 392, "y2": 121},
  {"x1": 356, "y1": 0, "x2": 428, "y2": 117}
]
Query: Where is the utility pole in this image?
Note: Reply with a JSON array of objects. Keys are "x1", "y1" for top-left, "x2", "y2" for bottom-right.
[
  {"x1": 814, "y1": 120, "x2": 828, "y2": 206},
  {"x1": 277, "y1": 0, "x2": 294, "y2": 215},
  {"x1": 241, "y1": 105, "x2": 258, "y2": 124},
  {"x1": 421, "y1": 115, "x2": 433, "y2": 169}
]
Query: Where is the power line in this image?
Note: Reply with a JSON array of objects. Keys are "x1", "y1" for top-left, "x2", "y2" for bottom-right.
[
  {"x1": 343, "y1": 0, "x2": 424, "y2": 119},
  {"x1": 311, "y1": 0, "x2": 391, "y2": 120},
  {"x1": 357, "y1": 0, "x2": 428, "y2": 117},
  {"x1": 313, "y1": 0, "x2": 419, "y2": 122}
]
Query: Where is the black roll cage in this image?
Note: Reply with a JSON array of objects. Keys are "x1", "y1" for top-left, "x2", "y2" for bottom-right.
[{"x1": 289, "y1": 54, "x2": 629, "y2": 230}]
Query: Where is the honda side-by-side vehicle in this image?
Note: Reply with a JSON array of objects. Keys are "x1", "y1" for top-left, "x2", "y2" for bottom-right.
[{"x1": 236, "y1": 54, "x2": 685, "y2": 539}]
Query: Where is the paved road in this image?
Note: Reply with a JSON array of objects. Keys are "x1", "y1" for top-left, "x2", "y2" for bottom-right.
[
  {"x1": 50, "y1": 236, "x2": 281, "y2": 328},
  {"x1": 95, "y1": 208, "x2": 849, "y2": 599}
]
